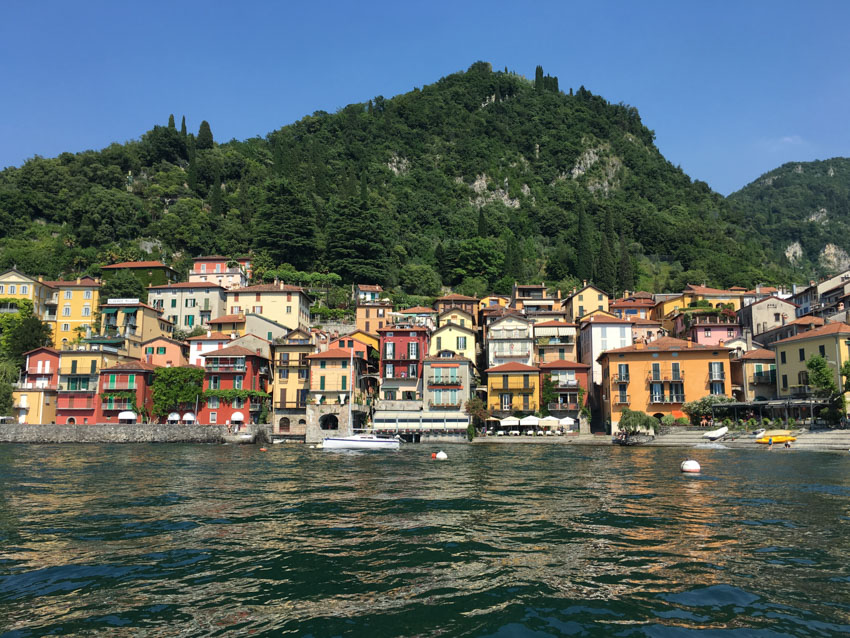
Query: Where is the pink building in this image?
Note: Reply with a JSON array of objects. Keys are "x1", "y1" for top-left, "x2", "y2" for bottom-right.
[
  {"x1": 674, "y1": 310, "x2": 741, "y2": 346},
  {"x1": 142, "y1": 337, "x2": 190, "y2": 367},
  {"x1": 378, "y1": 324, "x2": 430, "y2": 401},
  {"x1": 189, "y1": 255, "x2": 252, "y2": 289}
]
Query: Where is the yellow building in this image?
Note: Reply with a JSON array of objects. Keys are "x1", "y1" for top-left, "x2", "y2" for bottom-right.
[
  {"x1": 564, "y1": 284, "x2": 609, "y2": 322},
  {"x1": 12, "y1": 347, "x2": 60, "y2": 424},
  {"x1": 306, "y1": 348, "x2": 367, "y2": 405},
  {"x1": 772, "y1": 322, "x2": 850, "y2": 404},
  {"x1": 437, "y1": 307, "x2": 475, "y2": 329},
  {"x1": 226, "y1": 283, "x2": 311, "y2": 332},
  {"x1": 731, "y1": 348, "x2": 777, "y2": 402},
  {"x1": 485, "y1": 362, "x2": 540, "y2": 415},
  {"x1": 599, "y1": 336, "x2": 732, "y2": 433},
  {"x1": 0, "y1": 269, "x2": 55, "y2": 320},
  {"x1": 207, "y1": 314, "x2": 246, "y2": 336},
  {"x1": 430, "y1": 323, "x2": 476, "y2": 362},
  {"x1": 479, "y1": 296, "x2": 509, "y2": 313},
  {"x1": 346, "y1": 329, "x2": 379, "y2": 352},
  {"x1": 271, "y1": 329, "x2": 314, "y2": 437},
  {"x1": 93, "y1": 300, "x2": 173, "y2": 358},
  {"x1": 44, "y1": 276, "x2": 101, "y2": 348}
]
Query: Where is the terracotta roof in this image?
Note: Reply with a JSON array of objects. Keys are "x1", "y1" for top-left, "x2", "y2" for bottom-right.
[
  {"x1": 788, "y1": 316, "x2": 826, "y2": 327},
  {"x1": 533, "y1": 320, "x2": 576, "y2": 328},
  {"x1": 43, "y1": 276, "x2": 101, "y2": 288},
  {"x1": 230, "y1": 283, "x2": 305, "y2": 293},
  {"x1": 438, "y1": 306, "x2": 473, "y2": 317},
  {"x1": 436, "y1": 293, "x2": 478, "y2": 302},
  {"x1": 739, "y1": 348, "x2": 776, "y2": 360},
  {"x1": 683, "y1": 283, "x2": 737, "y2": 296},
  {"x1": 744, "y1": 286, "x2": 780, "y2": 295},
  {"x1": 22, "y1": 346, "x2": 59, "y2": 356},
  {"x1": 193, "y1": 255, "x2": 250, "y2": 261},
  {"x1": 377, "y1": 325, "x2": 429, "y2": 332},
  {"x1": 141, "y1": 336, "x2": 189, "y2": 346},
  {"x1": 772, "y1": 322, "x2": 850, "y2": 345},
  {"x1": 485, "y1": 362, "x2": 540, "y2": 373},
  {"x1": 580, "y1": 315, "x2": 633, "y2": 326},
  {"x1": 208, "y1": 314, "x2": 246, "y2": 324},
  {"x1": 186, "y1": 331, "x2": 232, "y2": 341},
  {"x1": 747, "y1": 295, "x2": 798, "y2": 308},
  {"x1": 101, "y1": 261, "x2": 171, "y2": 269},
  {"x1": 148, "y1": 282, "x2": 224, "y2": 290},
  {"x1": 399, "y1": 306, "x2": 437, "y2": 314},
  {"x1": 538, "y1": 360, "x2": 589, "y2": 369},
  {"x1": 601, "y1": 336, "x2": 728, "y2": 356},
  {"x1": 201, "y1": 344, "x2": 267, "y2": 358},
  {"x1": 356, "y1": 284, "x2": 384, "y2": 292},
  {"x1": 569, "y1": 284, "x2": 607, "y2": 298},
  {"x1": 307, "y1": 348, "x2": 356, "y2": 360},
  {"x1": 102, "y1": 360, "x2": 157, "y2": 372},
  {"x1": 610, "y1": 298, "x2": 655, "y2": 307},
  {"x1": 630, "y1": 291, "x2": 654, "y2": 299}
]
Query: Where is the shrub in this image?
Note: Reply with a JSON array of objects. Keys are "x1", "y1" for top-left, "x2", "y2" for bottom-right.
[
  {"x1": 618, "y1": 409, "x2": 659, "y2": 434},
  {"x1": 660, "y1": 414, "x2": 676, "y2": 427},
  {"x1": 722, "y1": 417, "x2": 732, "y2": 427},
  {"x1": 675, "y1": 417, "x2": 690, "y2": 426}
]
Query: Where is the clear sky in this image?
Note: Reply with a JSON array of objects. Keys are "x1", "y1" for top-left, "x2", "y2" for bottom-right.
[{"x1": 1, "y1": 1, "x2": 848, "y2": 195}]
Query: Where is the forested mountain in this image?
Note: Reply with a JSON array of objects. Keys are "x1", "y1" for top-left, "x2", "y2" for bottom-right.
[
  {"x1": 727, "y1": 158, "x2": 850, "y2": 277},
  {"x1": 0, "y1": 62, "x2": 816, "y2": 296}
]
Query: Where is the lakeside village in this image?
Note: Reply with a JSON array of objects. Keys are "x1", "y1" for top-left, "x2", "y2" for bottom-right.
[{"x1": 7, "y1": 256, "x2": 850, "y2": 444}]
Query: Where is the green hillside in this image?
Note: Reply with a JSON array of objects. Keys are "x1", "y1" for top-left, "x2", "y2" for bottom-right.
[
  {"x1": 727, "y1": 158, "x2": 850, "y2": 276},
  {"x1": 0, "y1": 62, "x2": 795, "y2": 294}
]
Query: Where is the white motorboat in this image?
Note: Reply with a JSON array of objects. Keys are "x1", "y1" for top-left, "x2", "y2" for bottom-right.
[
  {"x1": 323, "y1": 433, "x2": 400, "y2": 450},
  {"x1": 702, "y1": 425, "x2": 728, "y2": 441}
]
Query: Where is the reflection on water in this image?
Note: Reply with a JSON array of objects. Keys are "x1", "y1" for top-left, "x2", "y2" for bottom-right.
[{"x1": 0, "y1": 444, "x2": 849, "y2": 636}]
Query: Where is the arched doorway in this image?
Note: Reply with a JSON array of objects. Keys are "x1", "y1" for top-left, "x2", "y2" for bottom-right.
[
  {"x1": 67, "y1": 417, "x2": 76, "y2": 425},
  {"x1": 320, "y1": 414, "x2": 339, "y2": 430},
  {"x1": 279, "y1": 417, "x2": 290, "y2": 433},
  {"x1": 298, "y1": 418, "x2": 306, "y2": 428},
  {"x1": 652, "y1": 413, "x2": 664, "y2": 421}
]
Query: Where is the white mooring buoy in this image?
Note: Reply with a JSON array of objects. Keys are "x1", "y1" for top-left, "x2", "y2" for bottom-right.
[
  {"x1": 435, "y1": 450, "x2": 448, "y2": 461},
  {"x1": 680, "y1": 459, "x2": 701, "y2": 473}
]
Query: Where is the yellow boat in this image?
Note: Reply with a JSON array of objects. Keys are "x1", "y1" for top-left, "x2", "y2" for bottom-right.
[{"x1": 756, "y1": 435, "x2": 796, "y2": 444}]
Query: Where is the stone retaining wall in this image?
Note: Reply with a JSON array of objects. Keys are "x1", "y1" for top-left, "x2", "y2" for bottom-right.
[{"x1": 0, "y1": 423, "x2": 274, "y2": 444}]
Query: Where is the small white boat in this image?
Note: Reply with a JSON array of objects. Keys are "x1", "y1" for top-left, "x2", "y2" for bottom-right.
[
  {"x1": 702, "y1": 426, "x2": 728, "y2": 441},
  {"x1": 223, "y1": 433, "x2": 255, "y2": 444},
  {"x1": 323, "y1": 433, "x2": 400, "y2": 450}
]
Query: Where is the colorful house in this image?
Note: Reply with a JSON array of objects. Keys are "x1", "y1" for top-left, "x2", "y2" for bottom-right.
[
  {"x1": 434, "y1": 293, "x2": 478, "y2": 326},
  {"x1": 56, "y1": 349, "x2": 133, "y2": 424},
  {"x1": 271, "y1": 329, "x2": 314, "y2": 438},
  {"x1": 730, "y1": 348, "x2": 777, "y2": 402},
  {"x1": 564, "y1": 284, "x2": 610, "y2": 322},
  {"x1": 207, "y1": 314, "x2": 246, "y2": 337},
  {"x1": 394, "y1": 306, "x2": 438, "y2": 329},
  {"x1": 539, "y1": 360, "x2": 590, "y2": 417},
  {"x1": 188, "y1": 255, "x2": 251, "y2": 289},
  {"x1": 429, "y1": 323, "x2": 476, "y2": 363},
  {"x1": 43, "y1": 276, "x2": 102, "y2": 349},
  {"x1": 141, "y1": 336, "x2": 190, "y2": 367},
  {"x1": 599, "y1": 337, "x2": 732, "y2": 433},
  {"x1": 485, "y1": 362, "x2": 540, "y2": 416},
  {"x1": 437, "y1": 307, "x2": 475, "y2": 329},
  {"x1": 578, "y1": 315, "x2": 634, "y2": 393},
  {"x1": 378, "y1": 325, "x2": 430, "y2": 402},
  {"x1": 306, "y1": 348, "x2": 367, "y2": 406},
  {"x1": 93, "y1": 299, "x2": 173, "y2": 358},
  {"x1": 12, "y1": 347, "x2": 60, "y2": 424},
  {"x1": 737, "y1": 296, "x2": 798, "y2": 337},
  {"x1": 187, "y1": 331, "x2": 234, "y2": 367},
  {"x1": 772, "y1": 322, "x2": 850, "y2": 404},
  {"x1": 100, "y1": 260, "x2": 178, "y2": 288},
  {"x1": 355, "y1": 300, "x2": 392, "y2": 334},
  {"x1": 353, "y1": 284, "x2": 385, "y2": 304},
  {"x1": 672, "y1": 308, "x2": 741, "y2": 346},
  {"x1": 225, "y1": 283, "x2": 311, "y2": 332},
  {"x1": 486, "y1": 314, "x2": 533, "y2": 368},
  {"x1": 96, "y1": 360, "x2": 157, "y2": 424},
  {"x1": 533, "y1": 320, "x2": 578, "y2": 364},
  {"x1": 510, "y1": 283, "x2": 561, "y2": 315},
  {"x1": 0, "y1": 269, "x2": 56, "y2": 322},
  {"x1": 197, "y1": 344, "x2": 271, "y2": 427},
  {"x1": 147, "y1": 282, "x2": 226, "y2": 329}
]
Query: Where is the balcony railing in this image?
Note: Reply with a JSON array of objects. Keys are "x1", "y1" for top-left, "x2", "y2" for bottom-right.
[
  {"x1": 190, "y1": 267, "x2": 243, "y2": 276},
  {"x1": 276, "y1": 401, "x2": 308, "y2": 409},
  {"x1": 14, "y1": 381, "x2": 58, "y2": 390},
  {"x1": 384, "y1": 373, "x2": 418, "y2": 380},
  {"x1": 428, "y1": 401, "x2": 462, "y2": 409},
  {"x1": 205, "y1": 364, "x2": 246, "y2": 372},
  {"x1": 43, "y1": 313, "x2": 57, "y2": 321},
  {"x1": 58, "y1": 385, "x2": 95, "y2": 393},
  {"x1": 650, "y1": 395, "x2": 665, "y2": 404},
  {"x1": 496, "y1": 381, "x2": 536, "y2": 391},
  {"x1": 496, "y1": 404, "x2": 538, "y2": 413},
  {"x1": 490, "y1": 330, "x2": 530, "y2": 340},
  {"x1": 57, "y1": 403, "x2": 94, "y2": 410},
  {"x1": 646, "y1": 371, "x2": 685, "y2": 382},
  {"x1": 249, "y1": 400, "x2": 264, "y2": 411},
  {"x1": 614, "y1": 396, "x2": 630, "y2": 405},
  {"x1": 493, "y1": 349, "x2": 531, "y2": 358},
  {"x1": 537, "y1": 338, "x2": 575, "y2": 345},
  {"x1": 709, "y1": 371, "x2": 726, "y2": 381},
  {"x1": 554, "y1": 379, "x2": 580, "y2": 389},
  {"x1": 669, "y1": 394, "x2": 685, "y2": 403},
  {"x1": 752, "y1": 372, "x2": 776, "y2": 384},
  {"x1": 277, "y1": 359, "x2": 309, "y2": 367},
  {"x1": 548, "y1": 402, "x2": 578, "y2": 411},
  {"x1": 12, "y1": 401, "x2": 29, "y2": 410},
  {"x1": 102, "y1": 383, "x2": 137, "y2": 390},
  {"x1": 612, "y1": 374, "x2": 630, "y2": 383},
  {"x1": 428, "y1": 376, "x2": 462, "y2": 387},
  {"x1": 789, "y1": 385, "x2": 810, "y2": 396},
  {"x1": 101, "y1": 402, "x2": 133, "y2": 411}
]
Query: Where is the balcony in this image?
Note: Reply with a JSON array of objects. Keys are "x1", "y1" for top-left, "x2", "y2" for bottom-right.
[
  {"x1": 0, "y1": 304, "x2": 20, "y2": 314},
  {"x1": 276, "y1": 401, "x2": 308, "y2": 409},
  {"x1": 490, "y1": 330, "x2": 530, "y2": 340},
  {"x1": 495, "y1": 403, "x2": 538, "y2": 414},
  {"x1": 278, "y1": 358, "x2": 309, "y2": 368},
  {"x1": 537, "y1": 338, "x2": 575, "y2": 346},
  {"x1": 649, "y1": 395, "x2": 666, "y2": 404},
  {"x1": 101, "y1": 402, "x2": 132, "y2": 411},
  {"x1": 12, "y1": 401, "x2": 29, "y2": 410},
  {"x1": 613, "y1": 395, "x2": 630, "y2": 405},
  {"x1": 669, "y1": 394, "x2": 685, "y2": 403},
  {"x1": 249, "y1": 400, "x2": 264, "y2": 411},
  {"x1": 384, "y1": 372, "x2": 418, "y2": 380},
  {"x1": 102, "y1": 383, "x2": 137, "y2": 390},
  {"x1": 58, "y1": 403, "x2": 94, "y2": 410},
  {"x1": 495, "y1": 380, "x2": 536, "y2": 391},
  {"x1": 190, "y1": 266, "x2": 243, "y2": 276},
  {"x1": 58, "y1": 385, "x2": 95, "y2": 393},
  {"x1": 43, "y1": 313, "x2": 57, "y2": 321},
  {"x1": 708, "y1": 371, "x2": 726, "y2": 381},
  {"x1": 789, "y1": 385, "x2": 810, "y2": 396},
  {"x1": 428, "y1": 400, "x2": 462, "y2": 409},
  {"x1": 548, "y1": 402, "x2": 578, "y2": 411},
  {"x1": 14, "y1": 381, "x2": 58, "y2": 391},
  {"x1": 752, "y1": 371, "x2": 776, "y2": 384},
  {"x1": 646, "y1": 371, "x2": 686, "y2": 382},
  {"x1": 553, "y1": 379, "x2": 580, "y2": 389},
  {"x1": 689, "y1": 315, "x2": 738, "y2": 326},
  {"x1": 205, "y1": 363, "x2": 246, "y2": 372},
  {"x1": 612, "y1": 374, "x2": 630, "y2": 383},
  {"x1": 427, "y1": 376, "x2": 462, "y2": 387}
]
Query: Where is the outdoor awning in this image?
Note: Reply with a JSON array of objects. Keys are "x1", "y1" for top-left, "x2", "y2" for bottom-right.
[
  {"x1": 500, "y1": 416, "x2": 520, "y2": 426},
  {"x1": 520, "y1": 415, "x2": 540, "y2": 426},
  {"x1": 118, "y1": 411, "x2": 136, "y2": 420},
  {"x1": 101, "y1": 307, "x2": 118, "y2": 314},
  {"x1": 182, "y1": 412, "x2": 195, "y2": 422},
  {"x1": 231, "y1": 411, "x2": 245, "y2": 422},
  {"x1": 167, "y1": 412, "x2": 180, "y2": 422},
  {"x1": 120, "y1": 307, "x2": 137, "y2": 314}
]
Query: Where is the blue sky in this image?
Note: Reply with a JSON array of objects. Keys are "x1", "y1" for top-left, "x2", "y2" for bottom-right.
[{"x1": 1, "y1": 1, "x2": 847, "y2": 195}]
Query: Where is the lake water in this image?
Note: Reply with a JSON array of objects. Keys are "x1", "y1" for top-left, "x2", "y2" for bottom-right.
[{"x1": 1, "y1": 443, "x2": 849, "y2": 637}]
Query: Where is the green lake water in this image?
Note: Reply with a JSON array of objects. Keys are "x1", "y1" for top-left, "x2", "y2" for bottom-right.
[{"x1": 1, "y1": 443, "x2": 849, "y2": 636}]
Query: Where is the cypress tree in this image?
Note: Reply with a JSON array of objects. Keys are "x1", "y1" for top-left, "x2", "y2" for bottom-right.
[
  {"x1": 167, "y1": 114, "x2": 176, "y2": 129},
  {"x1": 478, "y1": 208, "x2": 487, "y2": 237},
  {"x1": 196, "y1": 120, "x2": 214, "y2": 150},
  {"x1": 596, "y1": 234, "x2": 616, "y2": 294},
  {"x1": 208, "y1": 175, "x2": 224, "y2": 216},
  {"x1": 534, "y1": 65, "x2": 544, "y2": 92},
  {"x1": 618, "y1": 234, "x2": 635, "y2": 292},
  {"x1": 576, "y1": 204, "x2": 593, "y2": 282},
  {"x1": 180, "y1": 115, "x2": 187, "y2": 137}
]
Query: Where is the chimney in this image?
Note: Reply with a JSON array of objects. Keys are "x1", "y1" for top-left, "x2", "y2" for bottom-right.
[
  {"x1": 635, "y1": 342, "x2": 645, "y2": 350},
  {"x1": 756, "y1": 284, "x2": 761, "y2": 294},
  {"x1": 745, "y1": 328, "x2": 752, "y2": 350},
  {"x1": 76, "y1": 277, "x2": 81, "y2": 284},
  {"x1": 231, "y1": 332, "x2": 236, "y2": 340},
  {"x1": 686, "y1": 338, "x2": 693, "y2": 348},
  {"x1": 38, "y1": 276, "x2": 43, "y2": 282},
  {"x1": 582, "y1": 280, "x2": 587, "y2": 287},
  {"x1": 781, "y1": 313, "x2": 787, "y2": 326},
  {"x1": 207, "y1": 330, "x2": 211, "y2": 337}
]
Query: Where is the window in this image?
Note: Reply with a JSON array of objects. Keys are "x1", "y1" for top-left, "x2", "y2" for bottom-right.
[
  {"x1": 63, "y1": 289, "x2": 72, "y2": 299},
  {"x1": 457, "y1": 336, "x2": 466, "y2": 350},
  {"x1": 0, "y1": 285, "x2": 4, "y2": 293},
  {"x1": 341, "y1": 375, "x2": 347, "y2": 391},
  {"x1": 320, "y1": 361, "x2": 326, "y2": 369},
  {"x1": 798, "y1": 370, "x2": 809, "y2": 386},
  {"x1": 253, "y1": 306, "x2": 262, "y2": 313},
  {"x1": 378, "y1": 309, "x2": 385, "y2": 317},
  {"x1": 286, "y1": 293, "x2": 291, "y2": 302},
  {"x1": 210, "y1": 376, "x2": 220, "y2": 390},
  {"x1": 578, "y1": 306, "x2": 584, "y2": 316},
  {"x1": 341, "y1": 360, "x2": 348, "y2": 369},
  {"x1": 157, "y1": 347, "x2": 166, "y2": 355},
  {"x1": 171, "y1": 299, "x2": 177, "y2": 308},
  {"x1": 408, "y1": 342, "x2": 418, "y2": 359},
  {"x1": 819, "y1": 345, "x2": 826, "y2": 357},
  {"x1": 279, "y1": 368, "x2": 289, "y2": 380},
  {"x1": 598, "y1": 293, "x2": 603, "y2": 301},
  {"x1": 799, "y1": 348, "x2": 805, "y2": 362},
  {"x1": 782, "y1": 374, "x2": 788, "y2": 389},
  {"x1": 185, "y1": 299, "x2": 196, "y2": 308},
  {"x1": 200, "y1": 264, "x2": 207, "y2": 273},
  {"x1": 385, "y1": 342, "x2": 394, "y2": 358},
  {"x1": 82, "y1": 304, "x2": 90, "y2": 317},
  {"x1": 184, "y1": 315, "x2": 194, "y2": 326},
  {"x1": 727, "y1": 328, "x2": 734, "y2": 338},
  {"x1": 780, "y1": 351, "x2": 786, "y2": 364},
  {"x1": 234, "y1": 375, "x2": 243, "y2": 389},
  {"x1": 319, "y1": 376, "x2": 325, "y2": 390},
  {"x1": 232, "y1": 397, "x2": 244, "y2": 409},
  {"x1": 386, "y1": 363, "x2": 394, "y2": 378},
  {"x1": 704, "y1": 328, "x2": 711, "y2": 338},
  {"x1": 21, "y1": 285, "x2": 28, "y2": 294},
  {"x1": 61, "y1": 323, "x2": 70, "y2": 332},
  {"x1": 71, "y1": 360, "x2": 77, "y2": 373},
  {"x1": 90, "y1": 360, "x2": 97, "y2": 374},
  {"x1": 617, "y1": 363, "x2": 629, "y2": 381},
  {"x1": 286, "y1": 306, "x2": 292, "y2": 314},
  {"x1": 209, "y1": 412, "x2": 217, "y2": 424},
  {"x1": 145, "y1": 347, "x2": 154, "y2": 354},
  {"x1": 710, "y1": 381, "x2": 724, "y2": 395},
  {"x1": 384, "y1": 390, "x2": 396, "y2": 400},
  {"x1": 774, "y1": 313, "x2": 780, "y2": 322},
  {"x1": 62, "y1": 305, "x2": 71, "y2": 317}
]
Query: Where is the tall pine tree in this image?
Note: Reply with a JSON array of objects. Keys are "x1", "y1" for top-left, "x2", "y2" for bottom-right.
[
  {"x1": 208, "y1": 175, "x2": 224, "y2": 216},
  {"x1": 167, "y1": 114, "x2": 176, "y2": 129},
  {"x1": 596, "y1": 234, "x2": 616, "y2": 294},
  {"x1": 253, "y1": 178, "x2": 317, "y2": 270},
  {"x1": 196, "y1": 120, "x2": 214, "y2": 150},
  {"x1": 576, "y1": 204, "x2": 593, "y2": 282},
  {"x1": 180, "y1": 115, "x2": 187, "y2": 137},
  {"x1": 534, "y1": 65, "x2": 544, "y2": 92}
]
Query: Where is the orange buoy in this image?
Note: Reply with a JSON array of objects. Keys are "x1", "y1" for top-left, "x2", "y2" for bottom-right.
[
  {"x1": 431, "y1": 452, "x2": 437, "y2": 459},
  {"x1": 260, "y1": 447, "x2": 267, "y2": 452}
]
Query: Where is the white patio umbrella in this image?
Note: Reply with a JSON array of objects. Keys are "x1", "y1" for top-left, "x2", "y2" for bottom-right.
[
  {"x1": 519, "y1": 415, "x2": 540, "y2": 427},
  {"x1": 539, "y1": 416, "x2": 560, "y2": 428},
  {"x1": 500, "y1": 416, "x2": 520, "y2": 426},
  {"x1": 559, "y1": 416, "x2": 575, "y2": 426}
]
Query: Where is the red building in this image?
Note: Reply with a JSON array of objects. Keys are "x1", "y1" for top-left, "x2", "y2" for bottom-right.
[
  {"x1": 95, "y1": 360, "x2": 157, "y2": 424},
  {"x1": 377, "y1": 324, "x2": 430, "y2": 401},
  {"x1": 197, "y1": 344, "x2": 270, "y2": 427},
  {"x1": 20, "y1": 347, "x2": 60, "y2": 389},
  {"x1": 539, "y1": 360, "x2": 590, "y2": 416}
]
